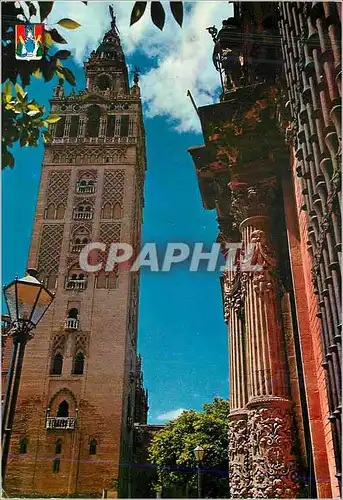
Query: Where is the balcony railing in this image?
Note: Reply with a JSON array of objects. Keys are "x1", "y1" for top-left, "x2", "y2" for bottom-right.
[
  {"x1": 64, "y1": 318, "x2": 79, "y2": 330},
  {"x1": 65, "y1": 278, "x2": 87, "y2": 290},
  {"x1": 46, "y1": 417, "x2": 76, "y2": 430},
  {"x1": 52, "y1": 136, "x2": 137, "y2": 145},
  {"x1": 76, "y1": 185, "x2": 96, "y2": 194},
  {"x1": 71, "y1": 244, "x2": 85, "y2": 253},
  {"x1": 74, "y1": 211, "x2": 93, "y2": 220}
]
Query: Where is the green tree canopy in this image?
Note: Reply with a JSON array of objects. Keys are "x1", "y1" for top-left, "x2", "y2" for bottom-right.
[{"x1": 149, "y1": 398, "x2": 229, "y2": 498}]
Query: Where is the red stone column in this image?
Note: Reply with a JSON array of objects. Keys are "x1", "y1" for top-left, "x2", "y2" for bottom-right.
[{"x1": 226, "y1": 181, "x2": 300, "y2": 498}]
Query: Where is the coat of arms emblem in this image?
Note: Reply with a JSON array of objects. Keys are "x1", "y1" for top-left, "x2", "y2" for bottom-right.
[{"x1": 15, "y1": 24, "x2": 44, "y2": 61}]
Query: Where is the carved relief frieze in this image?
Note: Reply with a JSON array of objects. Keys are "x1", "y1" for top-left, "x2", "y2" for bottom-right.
[
  {"x1": 51, "y1": 147, "x2": 127, "y2": 164},
  {"x1": 248, "y1": 403, "x2": 300, "y2": 498},
  {"x1": 228, "y1": 414, "x2": 251, "y2": 498}
]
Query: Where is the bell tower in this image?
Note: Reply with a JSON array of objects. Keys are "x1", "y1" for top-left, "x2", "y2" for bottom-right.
[{"x1": 3, "y1": 8, "x2": 146, "y2": 498}]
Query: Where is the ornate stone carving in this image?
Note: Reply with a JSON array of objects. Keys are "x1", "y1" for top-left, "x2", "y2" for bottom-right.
[
  {"x1": 230, "y1": 179, "x2": 278, "y2": 225},
  {"x1": 223, "y1": 272, "x2": 246, "y2": 321},
  {"x1": 51, "y1": 147, "x2": 127, "y2": 164},
  {"x1": 228, "y1": 414, "x2": 251, "y2": 497},
  {"x1": 248, "y1": 229, "x2": 277, "y2": 295},
  {"x1": 248, "y1": 403, "x2": 300, "y2": 498}
]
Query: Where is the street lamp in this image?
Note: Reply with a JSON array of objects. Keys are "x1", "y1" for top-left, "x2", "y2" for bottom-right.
[
  {"x1": 193, "y1": 445, "x2": 205, "y2": 498},
  {"x1": 2, "y1": 269, "x2": 54, "y2": 480}
]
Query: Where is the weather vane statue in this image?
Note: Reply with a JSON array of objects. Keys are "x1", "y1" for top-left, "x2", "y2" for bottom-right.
[{"x1": 109, "y1": 5, "x2": 120, "y2": 35}]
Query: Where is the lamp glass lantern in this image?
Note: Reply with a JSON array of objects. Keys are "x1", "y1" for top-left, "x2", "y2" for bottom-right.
[
  {"x1": 3, "y1": 269, "x2": 54, "y2": 336},
  {"x1": 193, "y1": 445, "x2": 205, "y2": 462}
]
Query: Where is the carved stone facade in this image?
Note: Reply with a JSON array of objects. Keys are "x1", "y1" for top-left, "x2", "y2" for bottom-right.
[
  {"x1": 2, "y1": 10, "x2": 148, "y2": 498},
  {"x1": 190, "y1": 2, "x2": 341, "y2": 497},
  {"x1": 188, "y1": 2, "x2": 342, "y2": 497}
]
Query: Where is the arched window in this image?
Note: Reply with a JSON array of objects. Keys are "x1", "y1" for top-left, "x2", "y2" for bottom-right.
[
  {"x1": 50, "y1": 353, "x2": 63, "y2": 375},
  {"x1": 113, "y1": 203, "x2": 121, "y2": 219},
  {"x1": 106, "y1": 115, "x2": 116, "y2": 137},
  {"x1": 55, "y1": 439, "x2": 62, "y2": 454},
  {"x1": 56, "y1": 203, "x2": 65, "y2": 219},
  {"x1": 120, "y1": 115, "x2": 129, "y2": 137},
  {"x1": 55, "y1": 116, "x2": 66, "y2": 138},
  {"x1": 19, "y1": 438, "x2": 28, "y2": 454},
  {"x1": 102, "y1": 203, "x2": 112, "y2": 219},
  {"x1": 86, "y1": 105, "x2": 101, "y2": 138},
  {"x1": 72, "y1": 352, "x2": 85, "y2": 375},
  {"x1": 46, "y1": 203, "x2": 55, "y2": 219},
  {"x1": 68, "y1": 308, "x2": 78, "y2": 319},
  {"x1": 57, "y1": 400, "x2": 69, "y2": 417},
  {"x1": 89, "y1": 439, "x2": 97, "y2": 455},
  {"x1": 69, "y1": 115, "x2": 79, "y2": 138},
  {"x1": 97, "y1": 74, "x2": 111, "y2": 91}
]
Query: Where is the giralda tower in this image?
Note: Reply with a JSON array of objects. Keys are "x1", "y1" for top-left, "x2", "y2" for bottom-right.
[{"x1": 3, "y1": 11, "x2": 146, "y2": 498}]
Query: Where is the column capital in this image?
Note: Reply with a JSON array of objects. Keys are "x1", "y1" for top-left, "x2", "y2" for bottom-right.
[{"x1": 230, "y1": 177, "x2": 278, "y2": 226}]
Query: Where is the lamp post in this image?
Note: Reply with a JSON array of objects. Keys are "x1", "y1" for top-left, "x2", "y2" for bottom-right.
[
  {"x1": 193, "y1": 445, "x2": 205, "y2": 499},
  {"x1": 2, "y1": 269, "x2": 54, "y2": 481}
]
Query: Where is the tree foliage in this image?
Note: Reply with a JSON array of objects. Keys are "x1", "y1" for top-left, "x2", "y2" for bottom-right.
[
  {"x1": 2, "y1": 1, "x2": 81, "y2": 169},
  {"x1": 149, "y1": 398, "x2": 229, "y2": 498},
  {"x1": 130, "y1": 1, "x2": 183, "y2": 30}
]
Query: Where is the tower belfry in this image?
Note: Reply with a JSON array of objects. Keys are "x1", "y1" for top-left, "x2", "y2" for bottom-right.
[{"x1": 2, "y1": 8, "x2": 147, "y2": 498}]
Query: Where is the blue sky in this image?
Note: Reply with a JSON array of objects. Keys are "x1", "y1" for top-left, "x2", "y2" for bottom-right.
[{"x1": 2, "y1": 2, "x2": 231, "y2": 424}]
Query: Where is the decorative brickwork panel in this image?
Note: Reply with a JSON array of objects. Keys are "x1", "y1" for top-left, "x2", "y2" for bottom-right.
[
  {"x1": 99, "y1": 223, "x2": 121, "y2": 245},
  {"x1": 51, "y1": 334, "x2": 66, "y2": 354},
  {"x1": 74, "y1": 333, "x2": 88, "y2": 356},
  {"x1": 103, "y1": 170, "x2": 125, "y2": 206},
  {"x1": 38, "y1": 225, "x2": 64, "y2": 275},
  {"x1": 47, "y1": 170, "x2": 71, "y2": 205},
  {"x1": 51, "y1": 147, "x2": 127, "y2": 164}
]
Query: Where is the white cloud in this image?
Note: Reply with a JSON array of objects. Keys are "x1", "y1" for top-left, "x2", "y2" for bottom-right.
[
  {"x1": 39, "y1": 1, "x2": 233, "y2": 132},
  {"x1": 156, "y1": 408, "x2": 187, "y2": 422}
]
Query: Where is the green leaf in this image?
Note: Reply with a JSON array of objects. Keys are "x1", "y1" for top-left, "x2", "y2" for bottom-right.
[
  {"x1": 57, "y1": 18, "x2": 81, "y2": 29},
  {"x1": 130, "y1": 2, "x2": 147, "y2": 26},
  {"x1": 44, "y1": 31, "x2": 54, "y2": 47},
  {"x1": 39, "y1": 1, "x2": 54, "y2": 21},
  {"x1": 170, "y1": 2, "x2": 183, "y2": 27},
  {"x1": 60, "y1": 67, "x2": 76, "y2": 86},
  {"x1": 42, "y1": 130, "x2": 53, "y2": 143},
  {"x1": 54, "y1": 50, "x2": 71, "y2": 60},
  {"x1": 3, "y1": 81, "x2": 12, "y2": 103},
  {"x1": 3, "y1": 149, "x2": 15, "y2": 169},
  {"x1": 15, "y1": 83, "x2": 25, "y2": 99},
  {"x1": 28, "y1": 103, "x2": 41, "y2": 112},
  {"x1": 49, "y1": 28, "x2": 68, "y2": 44},
  {"x1": 27, "y1": 109, "x2": 41, "y2": 117},
  {"x1": 45, "y1": 114, "x2": 61, "y2": 123},
  {"x1": 32, "y1": 68, "x2": 42, "y2": 79},
  {"x1": 151, "y1": 2, "x2": 165, "y2": 31}
]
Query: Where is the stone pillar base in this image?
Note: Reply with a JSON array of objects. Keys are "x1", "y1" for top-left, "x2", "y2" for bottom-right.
[
  {"x1": 247, "y1": 397, "x2": 300, "y2": 498},
  {"x1": 228, "y1": 410, "x2": 251, "y2": 498}
]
